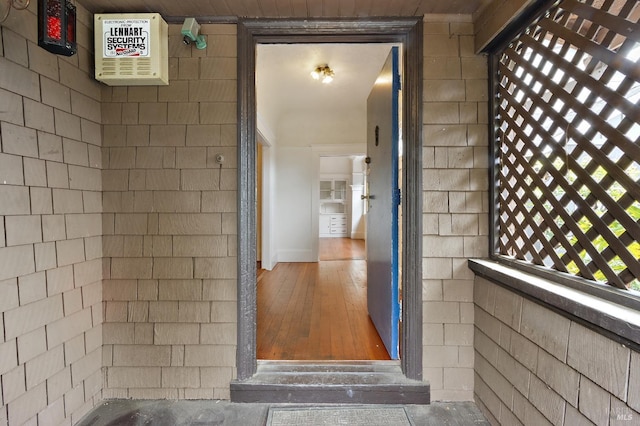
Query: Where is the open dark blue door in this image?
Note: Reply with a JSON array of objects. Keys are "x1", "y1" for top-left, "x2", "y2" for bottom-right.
[{"x1": 365, "y1": 47, "x2": 400, "y2": 359}]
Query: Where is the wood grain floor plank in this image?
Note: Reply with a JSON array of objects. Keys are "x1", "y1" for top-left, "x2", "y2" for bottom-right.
[{"x1": 257, "y1": 238, "x2": 390, "y2": 360}]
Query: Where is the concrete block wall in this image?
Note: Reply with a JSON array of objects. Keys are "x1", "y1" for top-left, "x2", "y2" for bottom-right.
[
  {"x1": 101, "y1": 24, "x2": 238, "y2": 400},
  {"x1": 0, "y1": 3, "x2": 103, "y2": 425},
  {"x1": 422, "y1": 15, "x2": 489, "y2": 401},
  {"x1": 474, "y1": 277, "x2": 640, "y2": 425}
]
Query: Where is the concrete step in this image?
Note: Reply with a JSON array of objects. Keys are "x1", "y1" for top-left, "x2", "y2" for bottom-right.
[{"x1": 231, "y1": 362, "x2": 430, "y2": 404}]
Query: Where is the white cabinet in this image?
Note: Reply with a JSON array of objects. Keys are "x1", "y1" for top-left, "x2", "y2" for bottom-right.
[
  {"x1": 330, "y1": 214, "x2": 347, "y2": 235},
  {"x1": 319, "y1": 214, "x2": 331, "y2": 236},
  {"x1": 319, "y1": 178, "x2": 348, "y2": 215},
  {"x1": 319, "y1": 177, "x2": 349, "y2": 238},
  {"x1": 320, "y1": 179, "x2": 347, "y2": 203},
  {"x1": 320, "y1": 180, "x2": 333, "y2": 201},
  {"x1": 320, "y1": 214, "x2": 347, "y2": 237}
]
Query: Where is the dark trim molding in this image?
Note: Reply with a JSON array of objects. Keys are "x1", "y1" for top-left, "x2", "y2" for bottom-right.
[
  {"x1": 236, "y1": 18, "x2": 424, "y2": 382},
  {"x1": 400, "y1": 17, "x2": 424, "y2": 381},
  {"x1": 488, "y1": 52, "x2": 500, "y2": 258},
  {"x1": 480, "y1": 0, "x2": 560, "y2": 54},
  {"x1": 164, "y1": 16, "x2": 239, "y2": 25},
  {"x1": 236, "y1": 18, "x2": 258, "y2": 381}
]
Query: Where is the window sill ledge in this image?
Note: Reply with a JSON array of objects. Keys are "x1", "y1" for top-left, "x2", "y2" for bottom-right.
[{"x1": 468, "y1": 259, "x2": 640, "y2": 349}]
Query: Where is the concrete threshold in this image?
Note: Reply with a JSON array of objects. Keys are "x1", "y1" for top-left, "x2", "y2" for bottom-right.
[
  {"x1": 76, "y1": 400, "x2": 490, "y2": 426},
  {"x1": 230, "y1": 361, "x2": 430, "y2": 404}
]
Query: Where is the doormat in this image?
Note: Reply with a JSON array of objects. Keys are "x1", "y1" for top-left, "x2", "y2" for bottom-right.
[{"x1": 266, "y1": 406, "x2": 412, "y2": 426}]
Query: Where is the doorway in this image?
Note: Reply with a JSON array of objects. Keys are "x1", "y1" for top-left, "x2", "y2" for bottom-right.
[
  {"x1": 236, "y1": 18, "x2": 423, "y2": 384},
  {"x1": 255, "y1": 41, "x2": 400, "y2": 358},
  {"x1": 257, "y1": 146, "x2": 388, "y2": 359}
]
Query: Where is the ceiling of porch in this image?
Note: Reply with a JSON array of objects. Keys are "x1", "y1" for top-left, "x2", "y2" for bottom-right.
[{"x1": 75, "y1": 0, "x2": 493, "y2": 19}]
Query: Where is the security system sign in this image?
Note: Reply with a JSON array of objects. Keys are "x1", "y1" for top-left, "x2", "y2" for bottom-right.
[{"x1": 103, "y1": 18, "x2": 150, "y2": 57}]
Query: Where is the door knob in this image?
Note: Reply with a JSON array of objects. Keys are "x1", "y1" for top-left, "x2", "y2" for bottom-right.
[{"x1": 361, "y1": 194, "x2": 375, "y2": 200}]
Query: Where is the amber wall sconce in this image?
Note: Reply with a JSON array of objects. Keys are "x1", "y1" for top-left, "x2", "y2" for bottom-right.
[{"x1": 38, "y1": 0, "x2": 76, "y2": 56}]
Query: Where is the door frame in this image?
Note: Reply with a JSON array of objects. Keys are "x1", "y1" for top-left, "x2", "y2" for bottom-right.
[{"x1": 237, "y1": 18, "x2": 423, "y2": 381}]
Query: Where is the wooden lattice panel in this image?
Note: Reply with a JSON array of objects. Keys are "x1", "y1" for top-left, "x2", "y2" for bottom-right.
[{"x1": 496, "y1": 0, "x2": 640, "y2": 289}]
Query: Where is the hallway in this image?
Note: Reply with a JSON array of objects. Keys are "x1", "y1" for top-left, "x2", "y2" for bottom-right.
[
  {"x1": 257, "y1": 239, "x2": 390, "y2": 360},
  {"x1": 319, "y1": 237, "x2": 366, "y2": 261}
]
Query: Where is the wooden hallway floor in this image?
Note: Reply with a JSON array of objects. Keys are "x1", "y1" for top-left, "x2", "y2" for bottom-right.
[
  {"x1": 319, "y1": 237, "x2": 366, "y2": 261},
  {"x1": 257, "y1": 238, "x2": 389, "y2": 360}
]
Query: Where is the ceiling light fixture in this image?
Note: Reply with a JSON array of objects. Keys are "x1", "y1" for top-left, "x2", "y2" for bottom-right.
[{"x1": 311, "y1": 64, "x2": 334, "y2": 84}]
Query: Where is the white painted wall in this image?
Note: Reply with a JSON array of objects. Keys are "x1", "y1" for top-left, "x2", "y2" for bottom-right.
[
  {"x1": 260, "y1": 142, "x2": 278, "y2": 270},
  {"x1": 257, "y1": 119, "x2": 278, "y2": 270},
  {"x1": 320, "y1": 156, "x2": 352, "y2": 174},
  {"x1": 269, "y1": 107, "x2": 368, "y2": 262},
  {"x1": 278, "y1": 108, "x2": 365, "y2": 147},
  {"x1": 275, "y1": 147, "x2": 317, "y2": 262}
]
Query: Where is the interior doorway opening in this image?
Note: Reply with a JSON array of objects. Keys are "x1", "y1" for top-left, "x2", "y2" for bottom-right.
[
  {"x1": 255, "y1": 43, "x2": 402, "y2": 361},
  {"x1": 256, "y1": 152, "x2": 398, "y2": 361}
]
